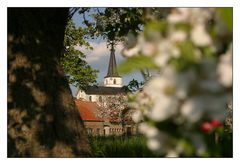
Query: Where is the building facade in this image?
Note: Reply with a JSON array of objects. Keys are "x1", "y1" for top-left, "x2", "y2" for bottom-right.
[
  {"x1": 75, "y1": 45, "x2": 137, "y2": 136},
  {"x1": 75, "y1": 99, "x2": 137, "y2": 136}
]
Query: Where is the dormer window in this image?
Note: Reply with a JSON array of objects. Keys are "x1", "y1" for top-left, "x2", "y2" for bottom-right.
[{"x1": 113, "y1": 79, "x2": 116, "y2": 84}]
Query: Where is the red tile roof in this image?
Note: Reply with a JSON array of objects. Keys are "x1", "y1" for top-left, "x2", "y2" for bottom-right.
[{"x1": 75, "y1": 100, "x2": 104, "y2": 122}]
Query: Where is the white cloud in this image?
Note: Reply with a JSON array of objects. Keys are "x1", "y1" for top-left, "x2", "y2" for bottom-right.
[
  {"x1": 75, "y1": 41, "x2": 124, "y2": 63},
  {"x1": 86, "y1": 42, "x2": 109, "y2": 63}
]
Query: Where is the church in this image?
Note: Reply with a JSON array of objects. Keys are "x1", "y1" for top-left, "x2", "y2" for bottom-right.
[
  {"x1": 76, "y1": 45, "x2": 125, "y2": 104},
  {"x1": 75, "y1": 45, "x2": 137, "y2": 136}
]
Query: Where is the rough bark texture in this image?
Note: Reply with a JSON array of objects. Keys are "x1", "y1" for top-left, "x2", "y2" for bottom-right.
[{"x1": 8, "y1": 8, "x2": 92, "y2": 157}]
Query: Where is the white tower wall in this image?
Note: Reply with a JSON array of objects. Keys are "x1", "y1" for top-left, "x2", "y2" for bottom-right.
[{"x1": 104, "y1": 77, "x2": 123, "y2": 87}]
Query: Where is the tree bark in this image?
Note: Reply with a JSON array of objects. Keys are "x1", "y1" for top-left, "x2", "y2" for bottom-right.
[{"x1": 8, "y1": 8, "x2": 92, "y2": 157}]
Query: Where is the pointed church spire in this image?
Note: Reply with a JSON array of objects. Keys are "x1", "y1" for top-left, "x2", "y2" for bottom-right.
[{"x1": 105, "y1": 43, "x2": 120, "y2": 78}]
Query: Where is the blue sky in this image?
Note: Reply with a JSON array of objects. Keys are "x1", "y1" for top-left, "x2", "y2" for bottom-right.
[{"x1": 70, "y1": 10, "x2": 143, "y2": 96}]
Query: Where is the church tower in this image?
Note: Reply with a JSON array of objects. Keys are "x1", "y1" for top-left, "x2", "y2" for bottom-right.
[{"x1": 104, "y1": 44, "x2": 123, "y2": 87}]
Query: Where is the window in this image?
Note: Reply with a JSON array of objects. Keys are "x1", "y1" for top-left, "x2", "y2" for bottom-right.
[
  {"x1": 127, "y1": 127, "x2": 132, "y2": 135},
  {"x1": 87, "y1": 128, "x2": 93, "y2": 135},
  {"x1": 113, "y1": 79, "x2": 116, "y2": 84},
  {"x1": 89, "y1": 96, "x2": 92, "y2": 101},
  {"x1": 96, "y1": 128, "x2": 100, "y2": 135},
  {"x1": 99, "y1": 96, "x2": 102, "y2": 103},
  {"x1": 105, "y1": 79, "x2": 108, "y2": 84}
]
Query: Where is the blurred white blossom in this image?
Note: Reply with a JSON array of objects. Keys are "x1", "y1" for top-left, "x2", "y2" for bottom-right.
[
  {"x1": 122, "y1": 46, "x2": 140, "y2": 57},
  {"x1": 154, "y1": 53, "x2": 170, "y2": 67},
  {"x1": 147, "y1": 137, "x2": 161, "y2": 151},
  {"x1": 148, "y1": 95, "x2": 178, "y2": 121},
  {"x1": 191, "y1": 24, "x2": 212, "y2": 47},
  {"x1": 167, "y1": 8, "x2": 189, "y2": 24},
  {"x1": 141, "y1": 42, "x2": 157, "y2": 56},
  {"x1": 180, "y1": 98, "x2": 205, "y2": 123},
  {"x1": 170, "y1": 30, "x2": 187, "y2": 43},
  {"x1": 123, "y1": 7, "x2": 232, "y2": 156},
  {"x1": 217, "y1": 44, "x2": 232, "y2": 87},
  {"x1": 138, "y1": 123, "x2": 159, "y2": 138},
  {"x1": 132, "y1": 110, "x2": 143, "y2": 123},
  {"x1": 166, "y1": 150, "x2": 179, "y2": 157}
]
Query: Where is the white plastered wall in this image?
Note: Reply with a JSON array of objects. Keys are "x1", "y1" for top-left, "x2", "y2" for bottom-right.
[{"x1": 104, "y1": 77, "x2": 123, "y2": 87}]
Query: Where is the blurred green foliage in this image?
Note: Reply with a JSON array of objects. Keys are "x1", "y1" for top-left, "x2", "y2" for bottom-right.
[
  {"x1": 218, "y1": 8, "x2": 233, "y2": 32},
  {"x1": 118, "y1": 55, "x2": 157, "y2": 74}
]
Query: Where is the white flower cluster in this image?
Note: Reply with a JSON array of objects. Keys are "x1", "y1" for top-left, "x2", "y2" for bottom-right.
[
  {"x1": 217, "y1": 44, "x2": 233, "y2": 88},
  {"x1": 124, "y1": 8, "x2": 232, "y2": 156}
]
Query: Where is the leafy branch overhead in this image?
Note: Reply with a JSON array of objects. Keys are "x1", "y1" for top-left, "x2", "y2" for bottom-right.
[{"x1": 79, "y1": 8, "x2": 170, "y2": 44}]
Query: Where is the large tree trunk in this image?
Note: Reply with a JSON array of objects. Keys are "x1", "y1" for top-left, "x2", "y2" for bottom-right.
[{"x1": 8, "y1": 8, "x2": 92, "y2": 157}]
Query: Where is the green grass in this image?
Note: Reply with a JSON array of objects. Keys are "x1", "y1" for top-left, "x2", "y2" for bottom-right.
[{"x1": 88, "y1": 135, "x2": 163, "y2": 157}]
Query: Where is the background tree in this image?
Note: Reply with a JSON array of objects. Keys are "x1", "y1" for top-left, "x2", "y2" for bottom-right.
[
  {"x1": 96, "y1": 94, "x2": 134, "y2": 133},
  {"x1": 79, "y1": 8, "x2": 169, "y2": 42},
  {"x1": 124, "y1": 79, "x2": 144, "y2": 93},
  {"x1": 97, "y1": 94, "x2": 128, "y2": 120},
  {"x1": 60, "y1": 19, "x2": 98, "y2": 90},
  {"x1": 8, "y1": 8, "x2": 91, "y2": 157}
]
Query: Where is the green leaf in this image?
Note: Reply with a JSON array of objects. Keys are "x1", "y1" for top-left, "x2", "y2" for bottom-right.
[
  {"x1": 170, "y1": 41, "x2": 200, "y2": 71},
  {"x1": 117, "y1": 55, "x2": 157, "y2": 74},
  {"x1": 144, "y1": 20, "x2": 168, "y2": 39},
  {"x1": 175, "y1": 22, "x2": 191, "y2": 31},
  {"x1": 217, "y1": 8, "x2": 233, "y2": 32}
]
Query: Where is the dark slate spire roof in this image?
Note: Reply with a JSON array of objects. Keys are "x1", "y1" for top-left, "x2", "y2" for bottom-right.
[{"x1": 105, "y1": 45, "x2": 121, "y2": 78}]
